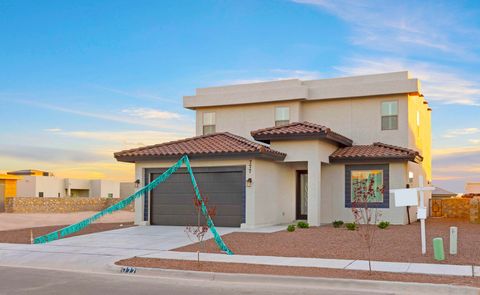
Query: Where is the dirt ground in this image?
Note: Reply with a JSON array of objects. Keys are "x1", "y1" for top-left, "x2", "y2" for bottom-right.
[
  {"x1": 116, "y1": 257, "x2": 480, "y2": 288},
  {"x1": 0, "y1": 222, "x2": 135, "y2": 244},
  {"x1": 176, "y1": 218, "x2": 480, "y2": 265},
  {"x1": 0, "y1": 211, "x2": 134, "y2": 231}
]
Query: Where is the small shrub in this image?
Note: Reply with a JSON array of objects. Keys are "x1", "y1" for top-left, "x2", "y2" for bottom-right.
[
  {"x1": 287, "y1": 224, "x2": 296, "y2": 232},
  {"x1": 378, "y1": 221, "x2": 390, "y2": 229},
  {"x1": 345, "y1": 222, "x2": 357, "y2": 231},
  {"x1": 297, "y1": 221, "x2": 309, "y2": 228},
  {"x1": 332, "y1": 220, "x2": 344, "y2": 228}
]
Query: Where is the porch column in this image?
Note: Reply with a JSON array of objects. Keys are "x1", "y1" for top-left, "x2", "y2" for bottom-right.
[{"x1": 307, "y1": 160, "x2": 322, "y2": 226}]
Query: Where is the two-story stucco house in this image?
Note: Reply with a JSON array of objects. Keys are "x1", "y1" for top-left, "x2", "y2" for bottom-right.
[{"x1": 115, "y1": 71, "x2": 432, "y2": 228}]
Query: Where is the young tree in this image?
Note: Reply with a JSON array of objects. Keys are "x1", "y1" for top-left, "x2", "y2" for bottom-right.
[
  {"x1": 185, "y1": 195, "x2": 217, "y2": 264},
  {"x1": 351, "y1": 175, "x2": 384, "y2": 273}
]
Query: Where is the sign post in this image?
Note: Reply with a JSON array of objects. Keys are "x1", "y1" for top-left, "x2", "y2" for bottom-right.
[
  {"x1": 419, "y1": 175, "x2": 427, "y2": 255},
  {"x1": 391, "y1": 176, "x2": 434, "y2": 255}
]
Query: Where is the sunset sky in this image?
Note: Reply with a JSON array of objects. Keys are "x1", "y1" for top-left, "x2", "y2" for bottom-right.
[{"x1": 1, "y1": 0, "x2": 479, "y2": 192}]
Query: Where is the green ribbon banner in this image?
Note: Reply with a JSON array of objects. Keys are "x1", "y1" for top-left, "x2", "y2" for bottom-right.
[{"x1": 33, "y1": 155, "x2": 234, "y2": 255}]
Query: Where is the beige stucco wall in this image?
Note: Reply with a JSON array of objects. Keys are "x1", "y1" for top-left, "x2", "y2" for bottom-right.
[
  {"x1": 16, "y1": 176, "x2": 65, "y2": 198},
  {"x1": 251, "y1": 159, "x2": 296, "y2": 227},
  {"x1": 195, "y1": 101, "x2": 302, "y2": 139},
  {"x1": 193, "y1": 93, "x2": 419, "y2": 149},
  {"x1": 407, "y1": 94, "x2": 432, "y2": 182},
  {"x1": 90, "y1": 180, "x2": 120, "y2": 198},
  {"x1": 321, "y1": 162, "x2": 411, "y2": 225},
  {"x1": 184, "y1": 72, "x2": 420, "y2": 109},
  {"x1": 301, "y1": 94, "x2": 409, "y2": 146}
]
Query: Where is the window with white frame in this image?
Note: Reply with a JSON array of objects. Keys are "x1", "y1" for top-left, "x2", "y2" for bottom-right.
[
  {"x1": 202, "y1": 112, "x2": 216, "y2": 135},
  {"x1": 275, "y1": 107, "x2": 290, "y2": 126},
  {"x1": 381, "y1": 101, "x2": 398, "y2": 130}
]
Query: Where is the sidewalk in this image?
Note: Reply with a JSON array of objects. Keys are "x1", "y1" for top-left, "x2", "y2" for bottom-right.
[{"x1": 139, "y1": 251, "x2": 479, "y2": 277}]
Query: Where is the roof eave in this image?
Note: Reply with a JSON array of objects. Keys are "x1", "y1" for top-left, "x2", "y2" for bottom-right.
[
  {"x1": 329, "y1": 155, "x2": 419, "y2": 164},
  {"x1": 252, "y1": 133, "x2": 352, "y2": 147},
  {"x1": 115, "y1": 151, "x2": 286, "y2": 163}
]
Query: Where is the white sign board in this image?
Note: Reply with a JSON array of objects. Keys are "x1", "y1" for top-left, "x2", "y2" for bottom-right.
[
  {"x1": 391, "y1": 188, "x2": 418, "y2": 207},
  {"x1": 417, "y1": 207, "x2": 427, "y2": 219}
]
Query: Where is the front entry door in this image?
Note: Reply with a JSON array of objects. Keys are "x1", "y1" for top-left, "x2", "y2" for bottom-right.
[{"x1": 296, "y1": 171, "x2": 308, "y2": 220}]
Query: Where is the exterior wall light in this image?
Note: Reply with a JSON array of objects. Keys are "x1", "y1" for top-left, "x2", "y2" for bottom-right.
[
  {"x1": 134, "y1": 179, "x2": 141, "y2": 188},
  {"x1": 246, "y1": 178, "x2": 252, "y2": 187}
]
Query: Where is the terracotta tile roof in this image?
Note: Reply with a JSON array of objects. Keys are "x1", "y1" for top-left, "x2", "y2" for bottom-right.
[
  {"x1": 251, "y1": 122, "x2": 353, "y2": 146},
  {"x1": 329, "y1": 142, "x2": 423, "y2": 163},
  {"x1": 114, "y1": 132, "x2": 286, "y2": 163}
]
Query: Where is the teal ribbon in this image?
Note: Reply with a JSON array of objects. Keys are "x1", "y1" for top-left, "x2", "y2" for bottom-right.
[{"x1": 33, "y1": 155, "x2": 234, "y2": 255}]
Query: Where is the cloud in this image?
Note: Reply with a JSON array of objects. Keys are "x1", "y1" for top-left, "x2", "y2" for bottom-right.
[
  {"x1": 336, "y1": 57, "x2": 480, "y2": 106},
  {"x1": 10, "y1": 99, "x2": 194, "y2": 133},
  {"x1": 470, "y1": 139, "x2": 480, "y2": 145},
  {"x1": 0, "y1": 145, "x2": 106, "y2": 163},
  {"x1": 54, "y1": 130, "x2": 188, "y2": 149},
  {"x1": 226, "y1": 69, "x2": 323, "y2": 85},
  {"x1": 293, "y1": 0, "x2": 479, "y2": 59},
  {"x1": 432, "y1": 147, "x2": 480, "y2": 192},
  {"x1": 90, "y1": 85, "x2": 180, "y2": 105},
  {"x1": 432, "y1": 146, "x2": 480, "y2": 157},
  {"x1": 121, "y1": 108, "x2": 182, "y2": 120},
  {"x1": 443, "y1": 128, "x2": 480, "y2": 138},
  {"x1": 43, "y1": 128, "x2": 62, "y2": 132}
]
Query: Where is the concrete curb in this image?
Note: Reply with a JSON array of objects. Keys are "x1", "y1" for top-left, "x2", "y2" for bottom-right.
[{"x1": 108, "y1": 263, "x2": 480, "y2": 295}]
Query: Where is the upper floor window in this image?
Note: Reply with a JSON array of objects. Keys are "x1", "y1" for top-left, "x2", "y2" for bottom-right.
[
  {"x1": 381, "y1": 101, "x2": 398, "y2": 130},
  {"x1": 275, "y1": 107, "x2": 290, "y2": 127},
  {"x1": 203, "y1": 112, "x2": 216, "y2": 135}
]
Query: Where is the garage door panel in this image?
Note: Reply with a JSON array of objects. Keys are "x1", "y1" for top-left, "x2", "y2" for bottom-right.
[
  {"x1": 153, "y1": 204, "x2": 196, "y2": 214},
  {"x1": 149, "y1": 167, "x2": 245, "y2": 227}
]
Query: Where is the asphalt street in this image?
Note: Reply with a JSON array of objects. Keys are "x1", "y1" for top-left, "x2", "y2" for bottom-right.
[{"x1": 0, "y1": 266, "x2": 391, "y2": 295}]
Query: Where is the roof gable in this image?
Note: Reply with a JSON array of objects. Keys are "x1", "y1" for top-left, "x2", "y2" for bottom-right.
[
  {"x1": 329, "y1": 142, "x2": 423, "y2": 163},
  {"x1": 114, "y1": 132, "x2": 286, "y2": 163},
  {"x1": 251, "y1": 121, "x2": 353, "y2": 146}
]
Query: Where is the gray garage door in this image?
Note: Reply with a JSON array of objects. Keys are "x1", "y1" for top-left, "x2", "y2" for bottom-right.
[{"x1": 148, "y1": 166, "x2": 245, "y2": 227}]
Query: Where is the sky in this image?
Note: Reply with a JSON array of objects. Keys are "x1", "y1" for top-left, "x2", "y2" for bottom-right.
[{"x1": 0, "y1": 0, "x2": 479, "y2": 193}]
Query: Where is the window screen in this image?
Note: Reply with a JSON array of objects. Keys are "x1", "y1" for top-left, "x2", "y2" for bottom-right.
[
  {"x1": 275, "y1": 107, "x2": 290, "y2": 127},
  {"x1": 381, "y1": 101, "x2": 398, "y2": 130}
]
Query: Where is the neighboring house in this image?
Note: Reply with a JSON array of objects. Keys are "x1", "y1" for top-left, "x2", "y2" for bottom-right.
[
  {"x1": 0, "y1": 174, "x2": 22, "y2": 212},
  {"x1": 8, "y1": 169, "x2": 52, "y2": 176},
  {"x1": 11, "y1": 170, "x2": 121, "y2": 198},
  {"x1": 431, "y1": 186, "x2": 458, "y2": 199},
  {"x1": 120, "y1": 182, "x2": 136, "y2": 199},
  {"x1": 465, "y1": 182, "x2": 480, "y2": 195},
  {"x1": 115, "y1": 71, "x2": 432, "y2": 227}
]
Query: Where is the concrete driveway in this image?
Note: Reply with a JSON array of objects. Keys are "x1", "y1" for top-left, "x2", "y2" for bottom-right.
[{"x1": 0, "y1": 225, "x2": 240, "y2": 272}]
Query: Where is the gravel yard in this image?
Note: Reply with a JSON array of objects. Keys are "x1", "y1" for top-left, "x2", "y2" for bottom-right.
[
  {"x1": 0, "y1": 222, "x2": 135, "y2": 244},
  {"x1": 175, "y1": 218, "x2": 480, "y2": 265}
]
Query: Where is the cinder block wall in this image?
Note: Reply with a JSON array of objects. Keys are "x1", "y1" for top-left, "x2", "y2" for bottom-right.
[{"x1": 5, "y1": 197, "x2": 134, "y2": 213}]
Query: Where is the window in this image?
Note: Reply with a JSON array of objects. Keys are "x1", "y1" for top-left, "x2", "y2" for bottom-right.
[
  {"x1": 39, "y1": 192, "x2": 44, "y2": 198},
  {"x1": 108, "y1": 193, "x2": 113, "y2": 198},
  {"x1": 202, "y1": 112, "x2": 216, "y2": 135},
  {"x1": 381, "y1": 101, "x2": 398, "y2": 130},
  {"x1": 275, "y1": 107, "x2": 290, "y2": 126},
  {"x1": 345, "y1": 164, "x2": 389, "y2": 208},
  {"x1": 351, "y1": 170, "x2": 383, "y2": 203}
]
